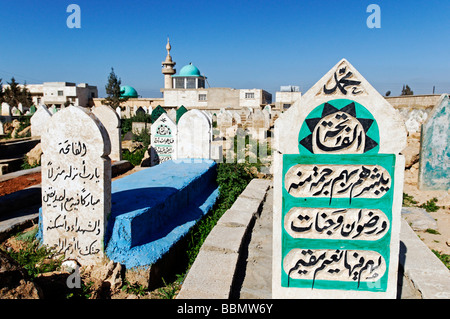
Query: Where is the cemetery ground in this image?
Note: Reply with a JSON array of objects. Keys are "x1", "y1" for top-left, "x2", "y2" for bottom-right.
[{"x1": 0, "y1": 114, "x2": 449, "y2": 299}]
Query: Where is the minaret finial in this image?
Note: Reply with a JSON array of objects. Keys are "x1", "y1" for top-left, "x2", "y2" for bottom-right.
[{"x1": 166, "y1": 37, "x2": 171, "y2": 55}]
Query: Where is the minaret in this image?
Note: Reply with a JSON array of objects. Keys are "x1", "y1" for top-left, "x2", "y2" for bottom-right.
[{"x1": 162, "y1": 37, "x2": 176, "y2": 89}]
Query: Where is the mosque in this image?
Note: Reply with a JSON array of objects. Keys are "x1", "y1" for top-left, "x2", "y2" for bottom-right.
[{"x1": 94, "y1": 39, "x2": 283, "y2": 114}]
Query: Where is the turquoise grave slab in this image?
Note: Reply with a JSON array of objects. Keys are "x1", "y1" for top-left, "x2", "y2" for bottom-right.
[{"x1": 105, "y1": 159, "x2": 219, "y2": 269}]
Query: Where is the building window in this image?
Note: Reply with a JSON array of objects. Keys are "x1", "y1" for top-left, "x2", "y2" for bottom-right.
[
  {"x1": 186, "y1": 78, "x2": 196, "y2": 89},
  {"x1": 245, "y1": 92, "x2": 255, "y2": 99},
  {"x1": 198, "y1": 79, "x2": 205, "y2": 88},
  {"x1": 58, "y1": 90, "x2": 64, "y2": 96},
  {"x1": 198, "y1": 94, "x2": 207, "y2": 101},
  {"x1": 175, "y1": 78, "x2": 184, "y2": 89},
  {"x1": 283, "y1": 104, "x2": 291, "y2": 109}
]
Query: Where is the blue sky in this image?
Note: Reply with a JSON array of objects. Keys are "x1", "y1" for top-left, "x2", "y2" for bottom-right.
[{"x1": 0, "y1": 0, "x2": 449, "y2": 98}]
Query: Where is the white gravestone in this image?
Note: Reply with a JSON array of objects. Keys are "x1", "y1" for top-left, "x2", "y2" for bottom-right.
[
  {"x1": 30, "y1": 104, "x2": 52, "y2": 137},
  {"x1": 177, "y1": 109, "x2": 212, "y2": 161},
  {"x1": 41, "y1": 105, "x2": 112, "y2": 265},
  {"x1": 1, "y1": 102, "x2": 11, "y2": 116},
  {"x1": 150, "y1": 112, "x2": 177, "y2": 165},
  {"x1": 93, "y1": 105, "x2": 122, "y2": 162},
  {"x1": 272, "y1": 59, "x2": 407, "y2": 299}
]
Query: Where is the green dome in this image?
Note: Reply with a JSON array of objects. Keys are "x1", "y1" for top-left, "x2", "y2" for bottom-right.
[
  {"x1": 120, "y1": 85, "x2": 138, "y2": 98},
  {"x1": 178, "y1": 63, "x2": 202, "y2": 77}
]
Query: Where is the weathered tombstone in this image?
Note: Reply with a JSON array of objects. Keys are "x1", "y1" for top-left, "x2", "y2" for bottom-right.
[
  {"x1": 217, "y1": 109, "x2": 233, "y2": 136},
  {"x1": 18, "y1": 103, "x2": 24, "y2": 114},
  {"x1": 30, "y1": 104, "x2": 52, "y2": 137},
  {"x1": 40, "y1": 105, "x2": 112, "y2": 265},
  {"x1": 248, "y1": 109, "x2": 269, "y2": 141},
  {"x1": 124, "y1": 105, "x2": 131, "y2": 118},
  {"x1": 93, "y1": 104, "x2": 122, "y2": 162},
  {"x1": 167, "y1": 108, "x2": 177, "y2": 122},
  {"x1": 29, "y1": 105, "x2": 37, "y2": 115},
  {"x1": 132, "y1": 122, "x2": 148, "y2": 135},
  {"x1": 418, "y1": 94, "x2": 449, "y2": 190},
  {"x1": 136, "y1": 106, "x2": 146, "y2": 117},
  {"x1": 1, "y1": 102, "x2": 11, "y2": 116},
  {"x1": 232, "y1": 111, "x2": 242, "y2": 126},
  {"x1": 177, "y1": 109, "x2": 212, "y2": 161},
  {"x1": 11, "y1": 106, "x2": 21, "y2": 116},
  {"x1": 150, "y1": 112, "x2": 177, "y2": 165},
  {"x1": 272, "y1": 59, "x2": 407, "y2": 298}
]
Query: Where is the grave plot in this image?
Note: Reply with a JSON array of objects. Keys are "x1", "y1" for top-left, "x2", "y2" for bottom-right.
[
  {"x1": 34, "y1": 104, "x2": 219, "y2": 287},
  {"x1": 105, "y1": 159, "x2": 219, "y2": 271},
  {"x1": 272, "y1": 59, "x2": 407, "y2": 298}
]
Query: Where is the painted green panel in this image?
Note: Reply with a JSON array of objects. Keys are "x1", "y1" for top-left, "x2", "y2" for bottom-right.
[{"x1": 281, "y1": 154, "x2": 395, "y2": 292}]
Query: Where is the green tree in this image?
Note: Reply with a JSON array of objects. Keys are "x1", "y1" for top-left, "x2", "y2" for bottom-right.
[
  {"x1": 19, "y1": 81, "x2": 33, "y2": 108},
  {"x1": 401, "y1": 84, "x2": 414, "y2": 96},
  {"x1": 104, "y1": 67, "x2": 128, "y2": 108},
  {"x1": 3, "y1": 77, "x2": 22, "y2": 107}
]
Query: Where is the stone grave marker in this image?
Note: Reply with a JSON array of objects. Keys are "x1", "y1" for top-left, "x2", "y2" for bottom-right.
[
  {"x1": 167, "y1": 108, "x2": 177, "y2": 122},
  {"x1": 18, "y1": 103, "x2": 25, "y2": 114},
  {"x1": 40, "y1": 105, "x2": 112, "y2": 265},
  {"x1": 150, "y1": 112, "x2": 177, "y2": 165},
  {"x1": 30, "y1": 104, "x2": 52, "y2": 137},
  {"x1": 136, "y1": 106, "x2": 146, "y2": 116},
  {"x1": 177, "y1": 109, "x2": 212, "y2": 161},
  {"x1": 29, "y1": 105, "x2": 37, "y2": 115},
  {"x1": 124, "y1": 105, "x2": 131, "y2": 118},
  {"x1": 418, "y1": 94, "x2": 449, "y2": 190},
  {"x1": 11, "y1": 106, "x2": 21, "y2": 116},
  {"x1": 93, "y1": 104, "x2": 122, "y2": 162},
  {"x1": 1, "y1": 102, "x2": 11, "y2": 116},
  {"x1": 248, "y1": 109, "x2": 269, "y2": 141},
  {"x1": 217, "y1": 109, "x2": 233, "y2": 137},
  {"x1": 272, "y1": 59, "x2": 407, "y2": 298}
]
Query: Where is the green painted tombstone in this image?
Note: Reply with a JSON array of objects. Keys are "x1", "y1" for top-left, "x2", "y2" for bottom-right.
[
  {"x1": 272, "y1": 59, "x2": 407, "y2": 298},
  {"x1": 151, "y1": 105, "x2": 166, "y2": 124},
  {"x1": 29, "y1": 105, "x2": 37, "y2": 115},
  {"x1": 418, "y1": 94, "x2": 450, "y2": 190},
  {"x1": 176, "y1": 105, "x2": 188, "y2": 124}
]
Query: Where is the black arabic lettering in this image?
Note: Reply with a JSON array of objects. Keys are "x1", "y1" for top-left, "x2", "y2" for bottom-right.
[{"x1": 323, "y1": 68, "x2": 362, "y2": 95}]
